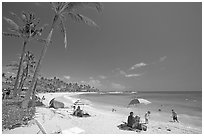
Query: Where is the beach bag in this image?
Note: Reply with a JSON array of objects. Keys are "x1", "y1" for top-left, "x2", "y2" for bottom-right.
[
  {"x1": 137, "y1": 124, "x2": 142, "y2": 130},
  {"x1": 141, "y1": 124, "x2": 147, "y2": 131}
]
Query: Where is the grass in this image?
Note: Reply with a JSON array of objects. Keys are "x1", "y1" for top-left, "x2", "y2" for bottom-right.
[{"x1": 2, "y1": 98, "x2": 38, "y2": 130}]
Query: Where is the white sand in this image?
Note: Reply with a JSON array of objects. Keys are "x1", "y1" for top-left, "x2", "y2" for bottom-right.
[{"x1": 2, "y1": 92, "x2": 202, "y2": 134}]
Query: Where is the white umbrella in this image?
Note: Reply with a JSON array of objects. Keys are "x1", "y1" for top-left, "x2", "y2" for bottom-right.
[
  {"x1": 128, "y1": 98, "x2": 151, "y2": 116},
  {"x1": 74, "y1": 100, "x2": 85, "y2": 106},
  {"x1": 128, "y1": 98, "x2": 151, "y2": 106}
]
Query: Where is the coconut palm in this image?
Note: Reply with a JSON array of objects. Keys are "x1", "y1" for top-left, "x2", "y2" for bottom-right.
[
  {"x1": 3, "y1": 12, "x2": 47, "y2": 97},
  {"x1": 6, "y1": 51, "x2": 36, "y2": 96},
  {"x1": 17, "y1": 51, "x2": 36, "y2": 95},
  {"x1": 22, "y1": 2, "x2": 102, "y2": 108}
]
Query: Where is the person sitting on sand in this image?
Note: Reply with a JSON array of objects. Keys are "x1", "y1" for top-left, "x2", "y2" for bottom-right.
[
  {"x1": 172, "y1": 109, "x2": 179, "y2": 122},
  {"x1": 42, "y1": 96, "x2": 45, "y2": 100},
  {"x1": 74, "y1": 106, "x2": 83, "y2": 117},
  {"x1": 112, "y1": 108, "x2": 116, "y2": 112},
  {"x1": 145, "y1": 111, "x2": 151, "y2": 124},
  {"x1": 127, "y1": 112, "x2": 135, "y2": 128},
  {"x1": 72, "y1": 105, "x2": 76, "y2": 111},
  {"x1": 134, "y1": 115, "x2": 141, "y2": 128}
]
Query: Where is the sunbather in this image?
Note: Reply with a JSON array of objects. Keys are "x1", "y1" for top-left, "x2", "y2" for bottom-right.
[
  {"x1": 134, "y1": 115, "x2": 141, "y2": 128},
  {"x1": 127, "y1": 112, "x2": 135, "y2": 128},
  {"x1": 127, "y1": 112, "x2": 143, "y2": 130},
  {"x1": 73, "y1": 106, "x2": 83, "y2": 117}
]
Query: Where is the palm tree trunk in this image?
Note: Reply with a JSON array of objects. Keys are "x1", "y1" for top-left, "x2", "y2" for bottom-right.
[
  {"x1": 17, "y1": 65, "x2": 28, "y2": 95},
  {"x1": 31, "y1": 79, "x2": 38, "y2": 107},
  {"x1": 22, "y1": 29, "x2": 54, "y2": 109},
  {"x1": 13, "y1": 41, "x2": 27, "y2": 98},
  {"x1": 18, "y1": 73, "x2": 28, "y2": 95},
  {"x1": 17, "y1": 71, "x2": 25, "y2": 94}
]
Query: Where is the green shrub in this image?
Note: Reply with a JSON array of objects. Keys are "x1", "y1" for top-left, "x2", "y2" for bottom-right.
[{"x1": 2, "y1": 100, "x2": 36, "y2": 130}]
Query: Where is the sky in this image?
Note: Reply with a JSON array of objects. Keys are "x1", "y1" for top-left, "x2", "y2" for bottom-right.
[{"x1": 2, "y1": 2, "x2": 202, "y2": 91}]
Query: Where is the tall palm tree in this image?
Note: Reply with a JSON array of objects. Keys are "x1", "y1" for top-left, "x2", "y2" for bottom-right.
[
  {"x1": 6, "y1": 51, "x2": 36, "y2": 96},
  {"x1": 3, "y1": 12, "x2": 47, "y2": 97},
  {"x1": 17, "y1": 51, "x2": 36, "y2": 95},
  {"x1": 22, "y1": 2, "x2": 103, "y2": 108}
]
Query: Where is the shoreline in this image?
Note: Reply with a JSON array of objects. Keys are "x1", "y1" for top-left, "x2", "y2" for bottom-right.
[{"x1": 2, "y1": 92, "x2": 202, "y2": 134}]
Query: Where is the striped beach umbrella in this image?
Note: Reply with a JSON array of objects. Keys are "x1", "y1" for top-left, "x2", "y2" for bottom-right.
[
  {"x1": 73, "y1": 99, "x2": 86, "y2": 106},
  {"x1": 128, "y1": 98, "x2": 151, "y2": 116},
  {"x1": 128, "y1": 98, "x2": 151, "y2": 106}
]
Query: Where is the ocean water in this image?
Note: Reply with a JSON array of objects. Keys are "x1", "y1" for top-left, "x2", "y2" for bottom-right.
[{"x1": 76, "y1": 91, "x2": 202, "y2": 129}]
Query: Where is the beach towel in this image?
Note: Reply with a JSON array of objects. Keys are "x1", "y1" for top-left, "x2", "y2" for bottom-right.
[
  {"x1": 62, "y1": 127, "x2": 85, "y2": 134},
  {"x1": 117, "y1": 122, "x2": 147, "y2": 132}
]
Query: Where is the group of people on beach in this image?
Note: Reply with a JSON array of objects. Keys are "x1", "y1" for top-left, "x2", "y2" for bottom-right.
[
  {"x1": 73, "y1": 106, "x2": 84, "y2": 117},
  {"x1": 72, "y1": 105, "x2": 91, "y2": 117},
  {"x1": 127, "y1": 111, "x2": 151, "y2": 128},
  {"x1": 127, "y1": 109, "x2": 179, "y2": 129},
  {"x1": 2, "y1": 89, "x2": 11, "y2": 99}
]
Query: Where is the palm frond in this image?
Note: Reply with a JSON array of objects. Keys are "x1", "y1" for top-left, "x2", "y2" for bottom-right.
[
  {"x1": 50, "y1": 2, "x2": 66, "y2": 13},
  {"x1": 68, "y1": 13, "x2": 98, "y2": 27},
  {"x1": 21, "y1": 11, "x2": 28, "y2": 23},
  {"x1": 47, "y1": 29, "x2": 54, "y2": 44},
  {"x1": 81, "y1": 2, "x2": 103, "y2": 13},
  {"x1": 63, "y1": 2, "x2": 103, "y2": 13},
  {"x1": 31, "y1": 24, "x2": 48, "y2": 37},
  {"x1": 51, "y1": 15, "x2": 60, "y2": 29},
  {"x1": 59, "y1": 19, "x2": 67, "y2": 48},
  {"x1": 3, "y1": 32, "x2": 20, "y2": 38},
  {"x1": 10, "y1": 12, "x2": 22, "y2": 24},
  {"x1": 4, "y1": 17, "x2": 20, "y2": 32},
  {"x1": 50, "y1": 2, "x2": 58, "y2": 12},
  {"x1": 59, "y1": 2, "x2": 70, "y2": 13}
]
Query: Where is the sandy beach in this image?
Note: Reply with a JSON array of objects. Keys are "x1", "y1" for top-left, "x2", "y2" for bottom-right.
[{"x1": 2, "y1": 92, "x2": 202, "y2": 134}]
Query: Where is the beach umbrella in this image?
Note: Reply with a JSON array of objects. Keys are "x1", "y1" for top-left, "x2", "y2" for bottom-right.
[
  {"x1": 73, "y1": 99, "x2": 86, "y2": 106},
  {"x1": 128, "y1": 98, "x2": 151, "y2": 106},
  {"x1": 127, "y1": 98, "x2": 151, "y2": 116},
  {"x1": 73, "y1": 99, "x2": 90, "y2": 110}
]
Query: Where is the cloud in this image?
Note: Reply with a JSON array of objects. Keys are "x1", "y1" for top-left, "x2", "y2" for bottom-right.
[
  {"x1": 119, "y1": 70, "x2": 126, "y2": 75},
  {"x1": 125, "y1": 73, "x2": 143, "y2": 77},
  {"x1": 63, "y1": 76, "x2": 71, "y2": 80},
  {"x1": 89, "y1": 77, "x2": 94, "y2": 80},
  {"x1": 111, "y1": 83, "x2": 125, "y2": 90},
  {"x1": 87, "y1": 79, "x2": 102, "y2": 88},
  {"x1": 98, "y1": 75, "x2": 107, "y2": 79},
  {"x1": 159, "y1": 56, "x2": 167, "y2": 62},
  {"x1": 114, "y1": 68, "x2": 126, "y2": 75},
  {"x1": 80, "y1": 80, "x2": 85, "y2": 84},
  {"x1": 130, "y1": 62, "x2": 147, "y2": 70}
]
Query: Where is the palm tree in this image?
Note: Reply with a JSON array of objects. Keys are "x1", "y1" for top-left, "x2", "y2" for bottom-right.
[
  {"x1": 6, "y1": 51, "x2": 36, "y2": 96},
  {"x1": 22, "y1": 2, "x2": 103, "y2": 108},
  {"x1": 17, "y1": 51, "x2": 36, "y2": 95},
  {"x1": 3, "y1": 12, "x2": 47, "y2": 97}
]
